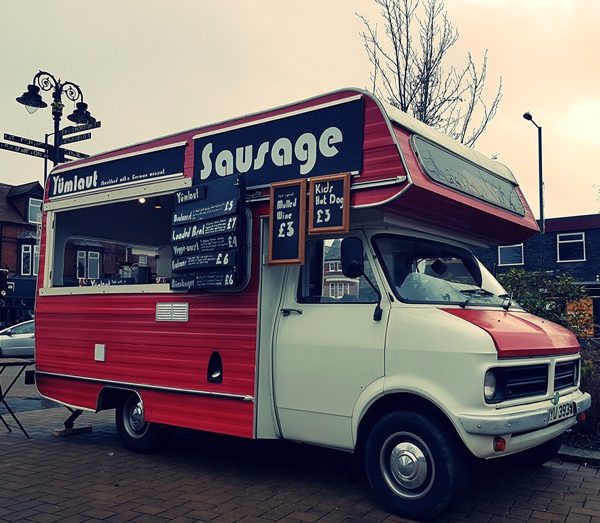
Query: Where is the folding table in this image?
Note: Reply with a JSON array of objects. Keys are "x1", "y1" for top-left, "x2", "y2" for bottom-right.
[{"x1": 0, "y1": 358, "x2": 35, "y2": 438}]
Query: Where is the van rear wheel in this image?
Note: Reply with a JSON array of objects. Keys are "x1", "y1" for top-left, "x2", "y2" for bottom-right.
[
  {"x1": 365, "y1": 411, "x2": 467, "y2": 521},
  {"x1": 115, "y1": 393, "x2": 173, "y2": 453}
]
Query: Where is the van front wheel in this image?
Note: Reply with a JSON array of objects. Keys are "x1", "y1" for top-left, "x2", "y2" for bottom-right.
[
  {"x1": 115, "y1": 393, "x2": 173, "y2": 453},
  {"x1": 365, "y1": 411, "x2": 467, "y2": 521}
]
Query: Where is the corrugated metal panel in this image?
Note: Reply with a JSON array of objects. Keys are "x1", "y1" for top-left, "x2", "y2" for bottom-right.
[{"x1": 36, "y1": 211, "x2": 262, "y2": 437}]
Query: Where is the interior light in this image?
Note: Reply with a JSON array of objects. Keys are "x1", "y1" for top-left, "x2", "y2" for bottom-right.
[{"x1": 138, "y1": 197, "x2": 146, "y2": 204}]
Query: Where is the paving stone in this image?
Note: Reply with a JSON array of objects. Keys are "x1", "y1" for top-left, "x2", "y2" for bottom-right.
[{"x1": 1, "y1": 407, "x2": 600, "y2": 523}]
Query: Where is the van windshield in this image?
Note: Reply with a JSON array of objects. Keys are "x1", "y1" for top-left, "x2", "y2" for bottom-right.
[{"x1": 372, "y1": 234, "x2": 513, "y2": 308}]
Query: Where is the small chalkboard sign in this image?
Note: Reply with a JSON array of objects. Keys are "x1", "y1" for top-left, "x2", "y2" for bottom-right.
[
  {"x1": 171, "y1": 175, "x2": 246, "y2": 291},
  {"x1": 268, "y1": 179, "x2": 306, "y2": 265},
  {"x1": 308, "y1": 173, "x2": 350, "y2": 235}
]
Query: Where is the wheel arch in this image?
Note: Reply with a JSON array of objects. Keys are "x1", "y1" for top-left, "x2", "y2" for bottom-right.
[
  {"x1": 355, "y1": 392, "x2": 465, "y2": 456},
  {"x1": 97, "y1": 386, "x2": 140, "y2": 411}
]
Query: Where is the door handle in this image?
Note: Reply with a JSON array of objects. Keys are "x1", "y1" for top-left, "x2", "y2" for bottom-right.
[{"x1": 281, "y1": 308, "x2": 303, "y2": 316}]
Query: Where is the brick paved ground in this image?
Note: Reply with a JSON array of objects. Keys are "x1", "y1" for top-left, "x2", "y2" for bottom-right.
[{"x1": 1, "y1": 407, "x2": 600, "y2": 523}]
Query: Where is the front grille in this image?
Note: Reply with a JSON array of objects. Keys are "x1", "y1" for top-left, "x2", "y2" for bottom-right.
[
  {"x1": 504, "y1": 364, "x2": 548, "y2": 400},
  {"x1": 555, "y1": 360, "x2": 578, "y2": 391}
]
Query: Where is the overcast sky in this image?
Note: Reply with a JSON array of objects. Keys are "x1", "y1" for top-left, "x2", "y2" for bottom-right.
[{"x1": 0, "y1": 0, "x2": 598, "y2": 218}]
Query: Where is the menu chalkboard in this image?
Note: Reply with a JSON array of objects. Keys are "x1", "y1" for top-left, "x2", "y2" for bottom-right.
[
  {"x1": 268, "y1": 179, "x2": 306, "y2": 265},
  {"x1": 308, "y1": 173, "x2": 350, "y2": 235},
  {"x1": 170, "y1": 175, "x2": 246, "y2": 291}
]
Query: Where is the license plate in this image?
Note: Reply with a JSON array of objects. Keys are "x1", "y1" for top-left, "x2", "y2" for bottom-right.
[{"x1": 548, "y1": 401, "x2": 575, "y2": 424}]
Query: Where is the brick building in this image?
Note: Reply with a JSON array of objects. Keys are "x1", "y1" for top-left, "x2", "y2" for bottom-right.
[
  {"x1": 0, "y1": 181, "x2": 44, "y2": 326},
  {"x1": 475, "y1": 213, "x2": 600, "y2": 337}
]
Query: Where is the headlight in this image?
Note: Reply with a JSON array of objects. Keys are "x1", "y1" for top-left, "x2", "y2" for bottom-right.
[{"x1": 484, "y1": 370, "x2": 497, "y2": 401}]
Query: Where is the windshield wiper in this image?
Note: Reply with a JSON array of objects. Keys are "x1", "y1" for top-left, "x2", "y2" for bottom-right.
[
  {"x1": 458, "y1": 288, "x2": 494, "y2": 309},
  {"x1": 497, "y1": 293, "x2": 513, "y2": 311},
  {"x1": 459, "y1": 288, "x2": 495, "y2": 297}
]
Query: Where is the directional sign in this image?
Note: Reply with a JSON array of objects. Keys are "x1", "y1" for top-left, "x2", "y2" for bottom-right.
[
  {"x1": 60, "y1": 148, "x2": 89, "y2": 159},
  {"x1": 0, "y1": 141, "x2": 48, "y2": 159},
  {"x1": 60, "y1": 121, "x2": 101, "y2": 136},
  {"x1": 3, "y1": 133, "x2": 46, "y2": 150},
  {"x1": 62, "y1": 132, "x2": 91, "y2": 145}
]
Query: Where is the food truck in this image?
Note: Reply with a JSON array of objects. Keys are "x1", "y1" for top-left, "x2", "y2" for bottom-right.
[{"x1": 35, "y1": 88, "x2": 591, "y2": 520}]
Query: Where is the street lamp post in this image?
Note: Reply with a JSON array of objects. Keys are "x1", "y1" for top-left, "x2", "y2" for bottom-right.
[
  {"x1": 522, "y1": 112, "x2": 544, "y2": 235},
  {"x1": 16, "y1": 71, "x2": 96, "y2": 168}
]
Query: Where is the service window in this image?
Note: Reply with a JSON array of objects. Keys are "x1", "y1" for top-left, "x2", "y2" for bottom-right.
[
  {"x1": 498, "y1": 244, "x2": 524, "y2": 266},
  {"x1": 49, "y1": 195, "x2": 174, "y2": 289},
  {"x1": 557, "y1": 233, "x2": 585, "y2": 262},
  {"x1": 297, "y1": 237, "x2": 379, "y2": 304}
]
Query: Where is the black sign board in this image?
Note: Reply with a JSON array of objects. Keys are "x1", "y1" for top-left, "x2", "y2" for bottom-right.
[
  {"x1": 62, "y1": 132, "x2": 91, "y2": 145},
  {"x1": 0, "y1": 141, "x2": 48, "y2": 159},
  {"x1": 61, "y1": 147, "x2": 89, "y2": 159},
  {"x1": 268, "y1": 179, "x2": 306, "y2": 265},
  {"x1": 49, "y1": 143, "x2": 185, "y2": 199},
  {"x1": 308, "y1": 173, "x2": 350, "y2": 235},
  {"x1": 60, "y1": 121, "x2": 102, "y2": 136},
  {"x1": 4, "y1": 133, "x2": 47, "y2": 149},
  {"x1": 170, "y1": 175, "x2": 246, "y2": 291},
  {"x1": 194, "y1": 97, "x2": 364, "y2": 188}
]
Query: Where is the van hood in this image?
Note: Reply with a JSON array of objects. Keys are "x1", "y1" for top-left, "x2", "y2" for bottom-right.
[{"x1": 442, "y1": 309, "x2": 579, "y2": 358}]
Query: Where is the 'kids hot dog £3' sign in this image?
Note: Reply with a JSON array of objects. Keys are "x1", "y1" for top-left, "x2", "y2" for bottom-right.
[{"x1": 193, "y1": 97, "x2": 363, "y2": 188}]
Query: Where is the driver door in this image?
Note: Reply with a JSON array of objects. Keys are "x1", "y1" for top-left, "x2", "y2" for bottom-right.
[{"x1": 273, "y1": 235, "x2": 387, "y2": 449}]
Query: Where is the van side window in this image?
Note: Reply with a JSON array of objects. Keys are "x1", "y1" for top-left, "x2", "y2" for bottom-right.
[
  {"x1": 50, "y1": 196, "x2": 173, "y2": 288},
  {"x1": 297, "y1": 238, "x2": 378, "y2": 304}
]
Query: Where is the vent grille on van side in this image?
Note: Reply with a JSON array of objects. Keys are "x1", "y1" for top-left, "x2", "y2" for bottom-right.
[
  {"x1": 555, "y1": 360, "x2": 578, "y2": 391},
  {"x1": 156, "y1": 302, "x2": 189, "y2": 322}
]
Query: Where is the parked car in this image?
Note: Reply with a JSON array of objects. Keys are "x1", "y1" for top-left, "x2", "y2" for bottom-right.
[{"x1": 0, "y1": 320, "x2": 35, "y2": 358}]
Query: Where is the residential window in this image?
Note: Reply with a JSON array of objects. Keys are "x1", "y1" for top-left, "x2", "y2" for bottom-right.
[
  {"x1": 77, "y1": 251, "x2": 87, "y2": 279},
  {"x1": 28, "y1": 198, "x2": 42, "y2": 224},
  {"x1": 20, "y1": 244, "x2": 39, "y2": 276},
  {"x1": 557, "y1": 233, "x2": 585, "y2": 262},
  {"x1": 88, "y1": 252, "x2": 100, "y2": 279},
  {"x1": 77, "y1": 250, "x2": 101, "y2": 279},
  {"x1": 498, "y1": 244, "x2": 524, "y2": 266}
]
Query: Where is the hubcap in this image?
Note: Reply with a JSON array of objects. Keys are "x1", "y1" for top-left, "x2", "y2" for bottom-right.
[
  {"x1": 123, "y1": 395, "x2": 148, "y2": 438},
  {"x1": 389, "y1": 442, "x2": 428, "y2": 489},
  {"x1": 129, "y1": 401, "x2": 145, "y2": 433},
  {"x1": 380, "y1": 432, "x2": 435, "y2": 500}
]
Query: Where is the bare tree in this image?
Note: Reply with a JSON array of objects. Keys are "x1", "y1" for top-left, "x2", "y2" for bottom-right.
[{"x1": 358, "y1": 0, "x2": 502, "y2": 146}]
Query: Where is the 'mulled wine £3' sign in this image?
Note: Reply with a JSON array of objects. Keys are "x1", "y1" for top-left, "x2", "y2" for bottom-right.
[
  {"x1": 268, "y1": 179, "x2": 306, "y2": 265},
  {"x1": 170, "y1": 175, "x2": 246, "y2": 290}
]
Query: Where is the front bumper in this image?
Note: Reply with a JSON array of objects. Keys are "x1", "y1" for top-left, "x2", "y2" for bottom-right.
[
  {"x1": 458, "y1": 390, "x2": 591, "y2": 436},
  {"x1": 455, "y1": 389, "x2": 591, "y2": 459}
]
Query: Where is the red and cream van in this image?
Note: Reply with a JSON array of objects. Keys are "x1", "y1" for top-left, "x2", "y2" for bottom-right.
[{"x1": 35, "y1": 89, "x2": 590, "y2": 520}]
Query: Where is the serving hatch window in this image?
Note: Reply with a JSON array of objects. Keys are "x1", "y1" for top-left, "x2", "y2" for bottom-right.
[{"x1": 50, "y1": 195, "x2": 175, "y2": 288}]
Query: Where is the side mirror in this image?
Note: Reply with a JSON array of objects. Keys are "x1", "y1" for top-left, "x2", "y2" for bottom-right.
[{"x1": 341, "y1": 237, "x2": 364, "y2": 278}]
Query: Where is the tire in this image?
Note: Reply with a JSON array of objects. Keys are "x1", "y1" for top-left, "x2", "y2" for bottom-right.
[
  {"x1": 365, "y1": 411, "x2": 468, "y2": 521},
  {"x1": 115, "y1": 393, "x2": 173, "y2": 453},
  {"x1": 512, "y1": 435, "x2": 563, "y2": 466}
]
